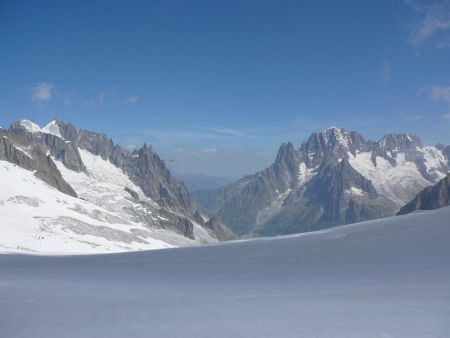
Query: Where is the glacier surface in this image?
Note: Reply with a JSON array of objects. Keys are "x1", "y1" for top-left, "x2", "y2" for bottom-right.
[
  {"x1": 1, "y1": 206, "x2": 449, "y2": 337},
  {"x1": 0, "y1": 160, "x2": 200, "y2": 253}
]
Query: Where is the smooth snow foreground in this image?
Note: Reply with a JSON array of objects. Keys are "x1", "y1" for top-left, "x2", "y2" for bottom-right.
[{"x1": 1, "y1": 207, "x2": 450, "y2": 338}]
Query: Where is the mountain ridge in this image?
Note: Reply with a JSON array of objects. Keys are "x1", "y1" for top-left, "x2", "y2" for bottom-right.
[
  {"x1": 193, "y1": 126, "x2": 449, "y2": 237},
  {"x1": 0, "y1": 119, "x2": 234, "y2": 253}
]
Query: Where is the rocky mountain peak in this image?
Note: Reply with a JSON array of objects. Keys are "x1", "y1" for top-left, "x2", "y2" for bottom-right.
[
  {"x1": 275, "y1": 142, "x2": 296, "y2": 163},
  {"x1": 322, "y1": 126, "x2": 349, "y2": 141},
  {"x1": 377, "y1": 133, "x2": 422, "y2": 153},
  {"x1": 299, "y1": 127, "x2": 367, "y2": 167}
]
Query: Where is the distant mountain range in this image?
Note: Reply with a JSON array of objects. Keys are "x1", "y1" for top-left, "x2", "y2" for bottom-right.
[
  {"x1": 0, "y1": 119, "x2": 234, "y2": 253},
  {"x1": 174, "y1": 173, "x2": 231, "y2": 192},
  {"x1": 193, "y1": 127, "x2": 450, "y2": 237}
]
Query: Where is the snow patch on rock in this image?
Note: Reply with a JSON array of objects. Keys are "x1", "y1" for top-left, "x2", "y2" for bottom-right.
[
  {"x1": 346, "y1": 186, "x2": 364, "y2": 196},
  {"x1": 298, "y1": 163, "x2": 316, "y2": 185},
  {"x1": 42, "y1": 120, "x2": 63, "y2": 138},
  {"x1": 20, "y1": 120, "x2": 42, "y2": 133}
]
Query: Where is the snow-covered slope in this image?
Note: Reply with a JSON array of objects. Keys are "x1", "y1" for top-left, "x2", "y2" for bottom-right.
[
  {"x1": 55, "y1": 149, "x2": 159, "y2": 216},
  {"x1": 0, "y1": 160, "x2": 201, "y2": 254},
  {"x1": 1, "y1": 206, "x2": 449, "y2": 337},
  {"x1": 348, "y1": 152, "x2": 433, "y2": 205},
  {"x1": 41, "y1": 120, "x2": 63, "y2": 138}
]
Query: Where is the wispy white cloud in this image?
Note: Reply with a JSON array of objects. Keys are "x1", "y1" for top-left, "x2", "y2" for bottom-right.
[
  {"x1": 83, "y1": 93, "x2": 104, "y2": 107},
  {"x1": 405, "y1": 0, "x2": 450, "y2": 47},
  {"x1": 143, "y1": 125, "x2": 247, "y2": 142},
  {"x1": 125, "y1": 96, "x2": 139, "y2": 104},
  {"x1": 201, "y1": 148, "x2": 218, "y2": 155},
  {"x1": 207, "y1": 126, "x2": 246, "y2": 137},
  {"x1": 419, "y1": 84, "x2": 450, "y2": 103},
  {"x1": 403, "y1": 114, "x2": 422, "y2": 122},
  {"x1": 419, "y1": 84, "x2": 450, "y2": 120},
  {"x1": 31, "y1": 82, "x2": 54, "y2": 102},
  {"x1": 144, "y1": 129, "x2": 215, "y2": 141}
]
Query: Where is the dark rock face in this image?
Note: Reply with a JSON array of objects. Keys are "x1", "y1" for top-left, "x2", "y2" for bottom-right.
[
  {"x1": 397, "y1": 174, "x2": 450, "y2": 215},
  {"x1": 42, "y1": 134, "x2": 86, "y2": 172},
  {"x1": 194, "y1": 142, "x2": 300, "y2": 236},
  {"x1": 157, "y1": 208, "x2": 195, "y2": 239},
  {"x1": 7, "y1": 121, "x2": 86, "y2": 173},
  {"x1": 0, "y1": 132, "x2": 77, "y2": 197},
  {"x1": 203, "y1": 215, "x2": 236, "y2": 241},
  {"x1": 256, "y1": 159, "x2": 394, "y2": 236},
  {"x1": 56, "y1": 121, "x2": 196, "y2": 215},
  {"x1": 118, "y1": 144, "x2": 195, "y2": 214},
  {"x1": 124, "y1": 187, "x2": 139, "y2": 200},
  {"x1": 443, "y1": 146, "x2": 450, "y2": 167},
  {"x1": 193, "y1": 127, "x2": 449, "y2": 238}
]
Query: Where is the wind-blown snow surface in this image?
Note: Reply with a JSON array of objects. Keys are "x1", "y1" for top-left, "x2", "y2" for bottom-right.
[
  {"x1": 1, "y1": 207, "x2": 450, "y2": 338},
  {"x1": 0, "y1": 161, "x2": 198, "y2": 253}
]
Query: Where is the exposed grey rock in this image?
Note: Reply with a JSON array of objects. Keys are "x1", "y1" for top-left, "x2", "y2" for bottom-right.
[
  {"x1": 124, "y1": 187, "x2": 140, "y2": 200},
  {"x1": 204, "y1": 215, "x2": 236, "y2": 241},
  {"x1": 157, "y1": 208, "x2": 195, "y2": 239},
  {"x1": 7, "y1": 121, "x2": 86, "y2": 173},
  {"x1": 443, "y1": 146, "x2": 450, "y2": 167},
  {"x1": 117, "y1": 144, "x2": 195, "y2": 214},
  {"x1": 42, "y1": 133, "x2": 86, "y2": 172},
  {"x1": 256, "y1": 159, "x2": 394, "y2": 236},
  {"x1": 397, "y1": 173, "x2": 450, "y2": 215},
  {"x1": 0, "y1": 132, "x2": 77, "y2": 197}
]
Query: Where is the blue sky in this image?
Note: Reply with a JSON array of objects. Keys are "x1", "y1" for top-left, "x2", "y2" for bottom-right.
[{"x1": 1, "y1": 0, "x2": 450, "y2": 178}]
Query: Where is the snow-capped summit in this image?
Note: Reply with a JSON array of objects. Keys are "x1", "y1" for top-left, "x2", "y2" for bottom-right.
[
  {"x1": 20, "y1": 119, "x2": 42, "y2": 133},
  {"x1": 19, "y1": 119, "x2": 64, "y2": 139},
  {"x1": 298, "y1": 127, "x2": 367, "y2": 168},
  {"x1": 323, "y1": 126, "x2": 349, "y2": 145}
]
